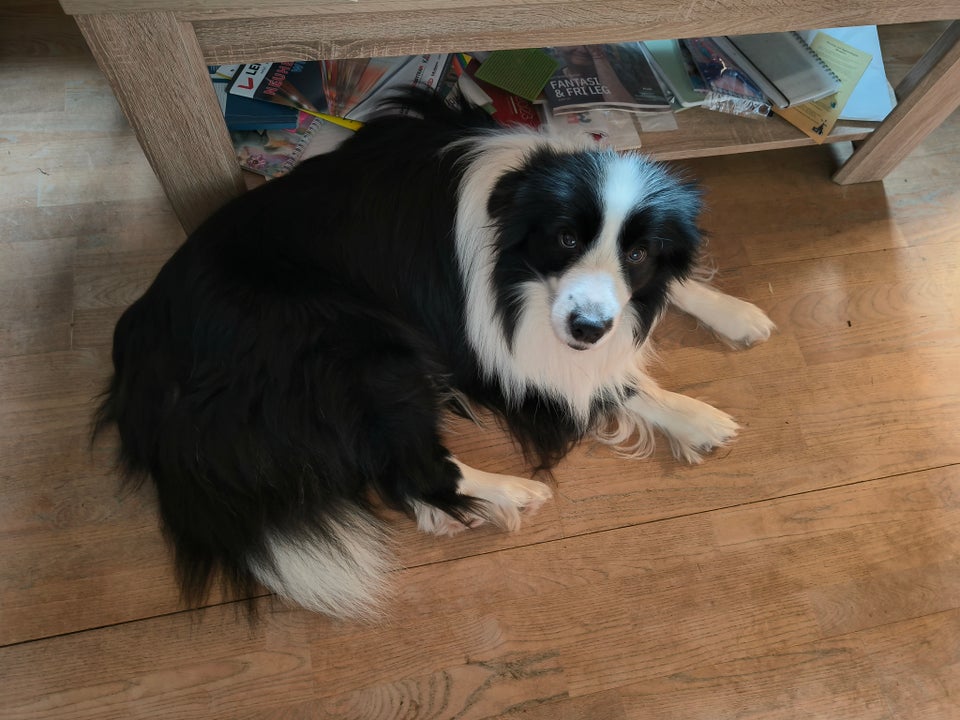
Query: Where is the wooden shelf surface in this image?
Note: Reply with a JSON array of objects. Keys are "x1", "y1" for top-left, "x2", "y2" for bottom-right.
[
  {"x1": 241, "y1": 109, "x2": 875, "y2": 191},
  {"x1": 636, "y1": 110, "x2": 875, "y2": 161}
]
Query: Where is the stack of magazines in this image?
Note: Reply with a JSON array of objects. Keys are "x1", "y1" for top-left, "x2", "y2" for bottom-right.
[
  {"x1": 641, "y1": 26, "x2": 895, "y2": 138},
  {"x1": 216, "y1": 55, "x2": 452, "y2": 177}
]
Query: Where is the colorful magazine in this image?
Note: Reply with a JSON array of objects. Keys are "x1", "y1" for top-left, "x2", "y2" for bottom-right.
[
  {"x1": 321, "y1": 57, "x2": 404, "y2": 118},
  {"x1": 230, "y1": 111, "x2": 324, "y2": 178},
  {"x1": 542, "y1": 43, "x2": 673, "y2": 115},
  {"x1": 228, "y1": 56, "x2": 451, "y2": 127},
  {"x1": 210, "y1": 67, "x2": 300, "y2": 131},
  {"x1": 681, "y1": 37, "x2": 773, "y2": 117},
  {"x1": 229, "y1": 62, "x2": 328, "y2": 115},
  {"x1": 345, "y1": 54, "x2": 451, "y2": 122}
]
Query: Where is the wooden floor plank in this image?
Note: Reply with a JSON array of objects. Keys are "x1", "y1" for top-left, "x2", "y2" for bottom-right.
[
  {"x1": 854, "y1": 609, "x2": 960, "y2": 719},
  {"x1": 2, "y1": 467, "x2": 956, "y2": 718}
]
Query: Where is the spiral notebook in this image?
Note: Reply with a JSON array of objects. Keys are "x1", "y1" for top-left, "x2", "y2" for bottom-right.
[{"x1": 712, "y1": 31, "x2": 841, "y2": 108}]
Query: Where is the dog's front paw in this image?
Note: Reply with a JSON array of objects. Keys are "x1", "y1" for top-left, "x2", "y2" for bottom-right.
[
  {"x1": 710, "y1": 296, "x2": 776, "y2": 348},
  {"x1": 413, "y1": 502, "x2": 486, "y2": 537},
  {"x1": 414, "y1": 468, "x2": 553, "y2": 538},
  {"x1": 662, "y1": 396, "x2": 740, "y2": 464},
  {"x1": 466, "y1": 474, "x2": 552, "y2": 533}
]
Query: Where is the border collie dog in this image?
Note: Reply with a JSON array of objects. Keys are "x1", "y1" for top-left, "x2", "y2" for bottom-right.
[{"x1": 96, "y1": 94, "x2": 774, "y2": 620}]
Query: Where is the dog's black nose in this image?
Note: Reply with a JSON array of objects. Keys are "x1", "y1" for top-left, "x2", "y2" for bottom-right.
[{"x1": 569, "y1": 313, "x2": 613, "y2": 345}]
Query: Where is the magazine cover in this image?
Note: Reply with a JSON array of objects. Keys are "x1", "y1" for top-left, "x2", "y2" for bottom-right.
[
  {"x1": 345, "y1": 54, "x2": 451, "y2": 122},
  {"x1": 680, "y1": 37, "x2": 773, "y2": 116},
  {"x1": 542, "y1": 43, "x2": 673, "y2": 115},
  {"x1": 228, "y1": 62, "x2": 329, "y2": 115},
  {"x1": 210, "y1": 66, "x2": 300, "y2": 131},
  {"x1": 321, "y1": 57, "x2": 403, "y2": 118},
  {"x1": 231, "y1": 111, "x2": 324, "y2": 178}
]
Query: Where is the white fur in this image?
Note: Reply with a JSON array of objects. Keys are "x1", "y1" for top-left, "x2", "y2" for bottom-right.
[
  {"x1": 414, "y1": 458, "x2": 552, "y2": 537},
  {"x1": 249, "y1": 507, "x2": 393, "y2": 621},
  {"x1": 594, "y1": 375, "x2": 739, "y2": 463},
  {"x1": 501, "y1": 279, "x2": 640, "y2": 423},
  {"x1": 551, "y1": 269, "x2": 622, "y2": 349},
  {"x1": 669, "y1": 279, "x2": 776, "y2": 347},
  {"x1": 602, "y1": 153, "x2": 650, "y2": 219}
]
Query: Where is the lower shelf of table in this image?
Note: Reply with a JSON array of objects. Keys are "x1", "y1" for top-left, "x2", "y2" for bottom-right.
[
  {"x1": 241, "y1": 108, "x2": 876, "y2": 189},
  {"x1": 629, "y1": 107, "x2": 875, "y2": 161}
]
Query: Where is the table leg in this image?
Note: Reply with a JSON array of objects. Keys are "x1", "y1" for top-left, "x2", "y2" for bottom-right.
[
  {"x1": 75, "y1": 11, "x2": 246, "y2": 233},
  {"x1": 834, "y1": 21, "x2": 960, "y2": 185}
]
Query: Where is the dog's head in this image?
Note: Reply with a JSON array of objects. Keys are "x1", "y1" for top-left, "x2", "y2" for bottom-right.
[{"x1": 486, "y1": 147, "x2": 702, "y2": 351}]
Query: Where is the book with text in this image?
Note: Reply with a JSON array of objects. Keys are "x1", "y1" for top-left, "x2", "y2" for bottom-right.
[
  {"x1": 542, "y1": 43, "x2": 673, "y2": 115},
  {"x1": 320, "y1": 58, "x2": 406, "y2": 118},
  {"x1": 772, "y1": 32, "x2": 872, "y2": 143},
  {"x1": 210, "y1": 67, "x2": 300, "y2": 131},
  {"x1": 712, "y1": 32, "x2": 841, "y2": 108},
  {"x1": 229, "y1": 62, "x2": 328, "y2": 115}
]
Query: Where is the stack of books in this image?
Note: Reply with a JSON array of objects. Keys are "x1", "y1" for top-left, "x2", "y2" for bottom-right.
[
  {"x1": 642, "y1": 27, "x2": 895, "y2": 141},
  {"x1": 214, "y1": 55, "x2": 452, "y2": 178}
]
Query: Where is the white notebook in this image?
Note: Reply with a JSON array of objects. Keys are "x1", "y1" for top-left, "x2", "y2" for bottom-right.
[{"x1": 713, "y1": 31, "x2": 841, "y2": 108}]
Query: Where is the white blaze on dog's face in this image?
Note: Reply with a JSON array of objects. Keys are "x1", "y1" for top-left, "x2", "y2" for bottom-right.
[
  {"x1": 550, "y1": 267, "x2": 622, "y2": 350},
  {"x1": 548, "y1": 155, "x2": 646, "y2": 350}
]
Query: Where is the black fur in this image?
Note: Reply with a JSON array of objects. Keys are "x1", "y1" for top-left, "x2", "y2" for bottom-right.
[{"x1": 94, "y1": 92, "x2": 702, "y2": 610}]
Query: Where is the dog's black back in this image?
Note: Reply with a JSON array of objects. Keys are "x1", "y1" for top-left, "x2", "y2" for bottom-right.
[{"x1": 97, "y1": 100, "x2": 494, "y2": 605}]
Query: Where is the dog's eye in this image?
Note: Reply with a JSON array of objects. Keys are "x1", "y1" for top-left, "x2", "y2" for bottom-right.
[
  {"x1": 625, "y1": 247, "x2": 647, "y2": 264},
  {"x1": 558, "y1": 230, "x2": 578, "y2": 249}
]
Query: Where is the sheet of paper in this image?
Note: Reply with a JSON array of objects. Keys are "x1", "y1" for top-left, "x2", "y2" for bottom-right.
[
  {"x1": 773, "y1": 33, "x2": 872, "y2": 143},
  {"x1": 798, "y1": 26, "x2": 896, "y2": 121}
]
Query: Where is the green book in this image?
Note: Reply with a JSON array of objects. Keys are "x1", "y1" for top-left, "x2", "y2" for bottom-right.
[
  {"x1": 643, "y1": 39, "x2": 704, "y2": 108},
  {"x1": 473, "y1": 48, "x2": 560, "y2": 101}
]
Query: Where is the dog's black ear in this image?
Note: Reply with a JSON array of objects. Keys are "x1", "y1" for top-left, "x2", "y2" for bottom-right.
[
  {"x1": 487, "y1": 167, "x2": 526, "y2": 222},
  {"x1": 486, "y1": 167, "x2": 536, "y2": 250},
  {"x1": 650, "y1": 178, "x2": 705, "y2": 277}
]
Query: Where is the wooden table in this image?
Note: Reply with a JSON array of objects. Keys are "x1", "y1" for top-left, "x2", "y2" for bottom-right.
[{"x1": 61, "y1": 0, "x2": 960, "y2": 233}]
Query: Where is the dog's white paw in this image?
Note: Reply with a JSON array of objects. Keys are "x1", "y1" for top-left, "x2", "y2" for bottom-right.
[
  {"x1": 661, "y1": 396, "x2": 740, "y2": 464},
  {"x1": 414, "y1": 465, "x2": 552, "y2": 537},
  {"x1": 669, "y1": 280, "x2": 775, "y2": 349},
  {"x1": 708, "y1": 295, "x2": 776, "y2": 348},
  {"x1": 413, "y1": 502, "x2": 486, "y2": 537},
  {"x1": 460, "y1": 471, "x2": 552, "y2": 533}
]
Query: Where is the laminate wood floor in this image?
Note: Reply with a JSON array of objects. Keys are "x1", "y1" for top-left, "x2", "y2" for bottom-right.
[{"x1": 1, "y1": 6, "x2": 958, "y2": 719}]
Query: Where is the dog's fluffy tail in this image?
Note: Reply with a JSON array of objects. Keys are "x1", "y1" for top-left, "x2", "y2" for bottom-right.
[
  {"x1": 249, "y1": 507, "x2": 395, "y2": 621},
  {"x1": 94, "y1": 293, "x2": 398, "y2": 621}
]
